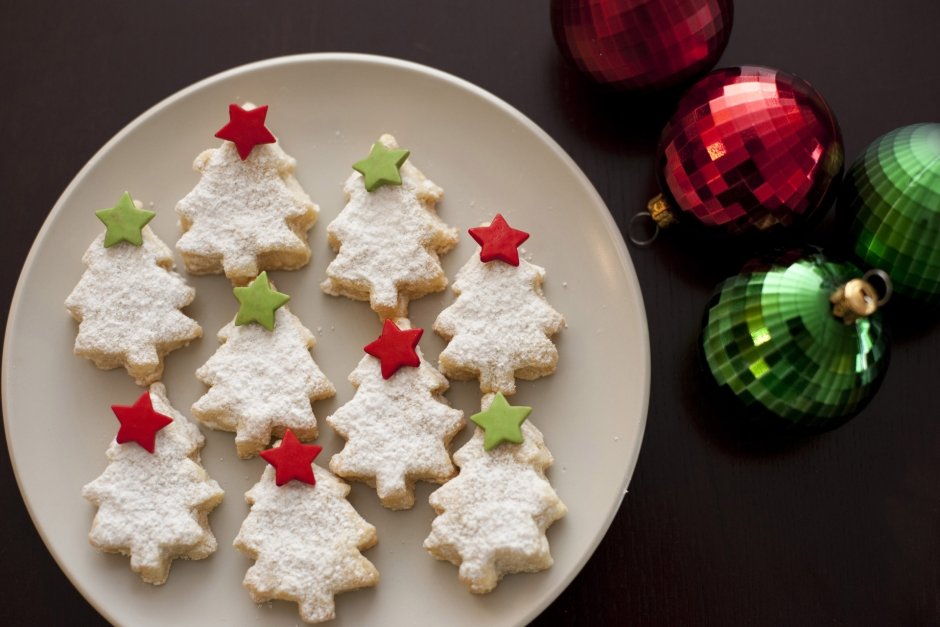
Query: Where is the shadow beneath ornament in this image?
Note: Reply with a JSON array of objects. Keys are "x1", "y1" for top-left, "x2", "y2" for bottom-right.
[
  {"x1": 641, "y1": 223, "x2": 755, "y2": 291},
  {"x1": 680, "y1": 339, "x2": 840, "y2": 459},
  {"x1": 640, "y1": 222, "x2": 837, "y2": 296},
  {"x1": 881, "y1": 301, "x2": 940, "y2": 345},
  {"x1": 547, "y1": 55, "x2": 685, "y2": 155}
]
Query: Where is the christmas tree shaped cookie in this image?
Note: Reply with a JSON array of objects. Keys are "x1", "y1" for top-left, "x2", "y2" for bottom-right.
[
  {"x1": 326, "y1": 319, "x2": 465, "y2": 510},
  {"x1": 176, "y1": 103, "x2": 318, "y2": 284},
  {"x1": 234, "y1": 430, "x2": 379, "y2": 623},
  {"x1": 65, "y1": 193, "x2": 202, "y2": 386},
  {"x1": 192, "y1": 272, "x2": 335, "y2": 458},
  {"x1": 424, "y1": 393, "x2": 566, "y2": 593},
  {"x1": 82, "y1": 383, "x2": 224, "y2": 585},
  {"x1": 321, "y1": 134, "x2": 459, "y2": 319},
  {"x1": 434, "y1": 214, "x2": 565, "y2": 395}
]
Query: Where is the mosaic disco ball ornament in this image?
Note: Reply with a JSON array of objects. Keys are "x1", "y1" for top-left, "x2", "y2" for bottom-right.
[
  {"x1": 550, "y1": 0, "x2": 733, "y2": 91},
  {"x1": 841, "y1": 123, "x2": 940, "y2": 304},
  {"x1": 701, "y1": 252, "x2": 889, "y2": 430},
  {"x1": 651, "y1": 66, "x2": 844, "y2": 237}
]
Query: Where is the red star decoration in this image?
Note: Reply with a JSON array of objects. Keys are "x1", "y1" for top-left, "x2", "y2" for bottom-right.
[
  {"x1": 259, "y1": 429, "x2": 323, "y2": 487},
  {"x1": 363, "y1": 319, "x2": 423, "y2": 379},
  {"x1": 468, "y1": 213, "x2": 530, "y2": 266},
  {"x1": 214, "y1": 103, "x2": 277, "y2": 160},
  {"x1": 112, "y1": 392, "x2": 173, "y2": 454}
]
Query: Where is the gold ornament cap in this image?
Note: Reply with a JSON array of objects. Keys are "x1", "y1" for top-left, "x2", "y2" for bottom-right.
[
  {"x1": 647, "y1": 194, "x2": 678, "y2": 229},
  {"x1": 830, "y1": 269, "x2": 892, "y2": 324}
]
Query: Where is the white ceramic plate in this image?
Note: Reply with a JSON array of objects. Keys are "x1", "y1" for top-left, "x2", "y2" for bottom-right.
[{"x1": 2, "y1": 54, "x2": 649, "y2": 626}]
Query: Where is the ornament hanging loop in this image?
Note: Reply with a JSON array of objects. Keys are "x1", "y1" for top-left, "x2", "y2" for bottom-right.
[
  {"x1": 628, "y1": 212, "x2": 659, "y2": 246},
  {"x1": 862, "y1": 268, "x2": 892, "y2": 306},
  {"x1": 830, "y1": 270, "x2": 892, "y2": 325},
  {"x1": 629, "y1": 194, "x2": 679, "y2": 247}
]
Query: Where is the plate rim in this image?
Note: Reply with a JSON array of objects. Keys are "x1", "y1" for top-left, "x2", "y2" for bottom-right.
[{"x1": 2, "y1": 52, "x2": 650, "y2": 625}]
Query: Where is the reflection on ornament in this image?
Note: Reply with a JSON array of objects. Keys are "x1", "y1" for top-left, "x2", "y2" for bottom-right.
[
  {"x1": 701, "y1": 252, "x2": 889, "y2": 429},
  {"x1": 841, "y1": 123, "x2": 940, "y2": 305},
  {"x1": 551, "y1": 0, "x2": 733, "y2": 91},
  {"x1": 650, "y1": 66, "x2": 843, "y2": 238}
]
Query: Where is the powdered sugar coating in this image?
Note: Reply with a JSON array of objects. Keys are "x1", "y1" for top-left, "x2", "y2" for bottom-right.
[
  {"x1": 434, "y1": 251, "x2": 565, "y2": 395},
  {"x1": 234, "y1": 456, "x2": 379, "y2": 623},
  {"x1": 65, "y1": 225, "x2": 202, "y2": 386},
  {"x1": 192, "y1": 305, "x2": 335, "y2": 459},
  {"x1": 327, "y1": 320, "x2": 465, "y2": 510},
  {"x1": 424, "y1": 395, "x2": 566, "y2": 593},
  {"x1": 176, "y1": 131, "x2": 318, "y2": 284},
  {"x1": 321, "y1": 134, "x2": 458, "y2": 319},
  {"x1": 82, "y1": 383, "x2": 224, "y2": 585}
]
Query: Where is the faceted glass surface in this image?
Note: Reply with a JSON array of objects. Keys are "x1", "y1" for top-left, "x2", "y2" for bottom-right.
[
  {"x1": 701, "y1": 253, "x2": 888, "y2": 428},
  {"x1": 658, "y1": 66, "x2": 844, "y2": 235},
  {"x1": 551, "y1": 0, "x2": 733, "y2": 91},
  {"x1": 842, "y1": 123, "x2": 940, "y2": 304}
]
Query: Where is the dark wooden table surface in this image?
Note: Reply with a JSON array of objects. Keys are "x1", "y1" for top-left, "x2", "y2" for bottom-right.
[{"x1": 2, "y1": 1, "x2": 938, "y2": 625}]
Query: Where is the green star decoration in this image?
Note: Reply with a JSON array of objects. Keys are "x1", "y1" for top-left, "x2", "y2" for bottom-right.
[
  {"x1": 233, "y1": 271, "x2": 290, "y2": 331},
  {"x1": 352, "y1": 142, "x2": 410, "y2": 192},
  {"x1": 470, "y1": 393, "x2": 532, "y2": 451},
  {"x1": 95, "y1": 192, "x2": 155, "y2": 247}
]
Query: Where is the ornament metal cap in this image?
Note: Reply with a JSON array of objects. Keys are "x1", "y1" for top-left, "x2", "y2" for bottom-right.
[
  {"x1": 628, "y1": 194, "x2": 678, "y2": 246},
  {"x1": 830, "y1": 269, "x2": 892, "y2": 325},
  {"x1": 647, "y1": 193, "x2": 678, "y2": 229}
]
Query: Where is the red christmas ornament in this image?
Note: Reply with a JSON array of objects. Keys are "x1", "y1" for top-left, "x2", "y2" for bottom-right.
[
  {"x1": 551, "y1": 0, "x2": 733, "y2": 91},
  {"x1": 650, "y1": 66, "x2": 843, "y2": 236},
  {"x1": 364, "y1": 319, "x2": 423, "y2": 379},
  {"x1": 215, "y1": 104, "x2": 276, "y2": 160},
  {"x1": 112, "y1": 391, "x2": 173, "y2": 454},
  {"x1": 259, "y1": 429, "x2": 323, "y2": 487},
  {"x1": 469, "y1": 214, "x2": 530, "y2": 266}
]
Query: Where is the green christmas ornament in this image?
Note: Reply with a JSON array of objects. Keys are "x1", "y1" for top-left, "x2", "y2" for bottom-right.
[
  {"x1": 701, "y1": 252, "x2": 890, "y2": 430},
  {"x1": 841, "y1": 123, "x2": 940, "y2": 304}
]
